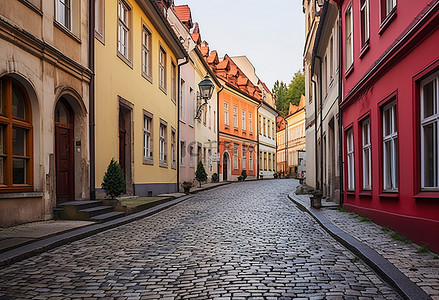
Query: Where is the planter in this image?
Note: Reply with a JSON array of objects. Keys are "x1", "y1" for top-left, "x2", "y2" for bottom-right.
[
  {"x1": 310, "y1": 196, "x2": 322, "y2": 209},
  {"x1": 183, "y1": 187, "x2": 191, "y2": 194},
  {"x1": 298, "y1": 178, "x2": 304, "y2": 185}
]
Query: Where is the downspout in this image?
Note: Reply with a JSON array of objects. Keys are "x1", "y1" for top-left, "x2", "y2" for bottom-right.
[
  {"x1": 89, "y1": 0, "x2": 96, "y2": 200},
  {"x1": 337, "y1": 4, "x2": 344, "y2": 206},
  {"x1": 256, "y1": 101, "x2": 263, "y2": 179},
  {"x1": 285, "y1": 118, "x2": 288, "y2": 176},
  {"x1": 217, "y1": 85, "x2": 224, "y2": 179},
  {"x1": 177, "y1": 57, "x2": 189, "y2": 192},
  {"x1": 311, "y1": 77, "x2": 318, "y2": 189},
  {"x1": 316, "y1": 55, "x2": 323, "y2": 191}
]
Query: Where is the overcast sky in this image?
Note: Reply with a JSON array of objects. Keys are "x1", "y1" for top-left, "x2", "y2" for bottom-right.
[{"x1": 173, "y1": 0, "x2": 305, "y2": 91}]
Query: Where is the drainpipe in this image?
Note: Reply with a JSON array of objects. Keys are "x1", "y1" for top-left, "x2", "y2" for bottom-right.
[
  {"x1": 217, "y1": 85, "x2": 224, "y2": 179},
  {"x1": 315, "y1": 55, "x2": 323, "y2": 191},
  {"x1": 284, "y1": 118, "x2": 288, "y2": 176},
  {"x1": 256, "y1": 101, "x2": 263, "y2": 179},
  {"x1": 311, "y1": 77, "x2": 318, "y2": 189},
  {"x1": 337, "y1": 5, "x2": 344, "y2": 206},
  {"x1": 177, "y1": 57, "x2": 189, "y2": 192},
  {"x1": 89, "y1": 0, "x2": 96, "y2": 200}
]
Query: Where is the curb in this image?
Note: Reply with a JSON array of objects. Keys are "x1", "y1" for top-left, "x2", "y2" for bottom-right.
[
  {"x1": 288, "y1": 192, "x2": 431, "y2": 300},
  {"x1": 0, "y1": 195, "x2": 194, "y2": 268}
]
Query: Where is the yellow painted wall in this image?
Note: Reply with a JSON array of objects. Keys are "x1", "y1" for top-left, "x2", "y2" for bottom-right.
[{"x1": 95, "y1": 0, "x2": 178, "y2": 190}]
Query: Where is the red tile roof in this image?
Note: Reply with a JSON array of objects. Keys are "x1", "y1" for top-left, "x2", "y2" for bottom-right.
[
  {"x1": 191, "y1": 33, "x2": 201, "y2": 45},
  {"x1": 174, "y1": 5, "x2": 193, "y2": 30}
]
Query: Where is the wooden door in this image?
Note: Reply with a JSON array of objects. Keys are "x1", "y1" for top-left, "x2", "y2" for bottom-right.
[
  {"x1": 223, "y1": 154, "x2": 228, "y2": 181},
  {"x1": 56, "y1": 124, "x2": 74, "y2": 203},
  {"x1": 119, "y1": 129, "x2": 126, "y2": 176}
]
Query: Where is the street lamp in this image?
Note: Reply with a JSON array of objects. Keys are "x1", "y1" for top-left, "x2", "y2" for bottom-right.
[{"x1": 194, "y1": 74, "x2": 215, "y2": 120}]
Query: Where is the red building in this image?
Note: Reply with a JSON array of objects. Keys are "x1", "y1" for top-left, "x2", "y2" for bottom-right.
[{"x1": 336, "y1": 0, "x2": 439, "y2": 252}]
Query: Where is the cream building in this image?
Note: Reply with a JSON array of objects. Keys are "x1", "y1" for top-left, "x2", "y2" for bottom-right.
[
  {"x1": 285, "y1": 97, "x2": 306, "y2": 177},
  {"x1": 0, "y1": 0, "x2": 92, "y2": 226}
]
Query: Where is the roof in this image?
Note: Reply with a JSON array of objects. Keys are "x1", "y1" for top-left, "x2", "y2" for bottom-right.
[{"x1": 174, "y1": 5, "x2": 191, "y2": 23}]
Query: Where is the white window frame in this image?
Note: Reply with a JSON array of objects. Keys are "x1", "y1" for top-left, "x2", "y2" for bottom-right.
[
  {"x1": 347, "y1": 129, "x2": 355, "y2": 191},
  {"x1": 171, "y1": 62, "x2": 176, "y2": 103},
  {"x1": 421, "y1": 73, "x2": 439, "y2": 189},
  {"x1": 345, "y1": 3, "x2": 353, "y2": 71},
  {"x1": 233, "y1": 105, "x2": 238, "y2": 129},
  {"x1": 159, "y1": 122, "x2": 167, "y2": 165},
  {"x1": 118, "y1": 0, "x2": 130, "y2": 59},
  {"x1": 224, "y1": 102, "x2": 229, "y2": 126},
  {"x1": 143, "y1": 114, "x2": 152, "y2": 162},
  {"x1": 382, "y1": 102, "x2": 398, "y2": 191},
  {"x1": 159, "y1": 46, "x2": 167, "y2": 91},
  {"x1": 360, "y1": 0, "x2": 370, "y2": 47},
  {"x1": 189, "y1": 145, "x2": 194, "y2": 168},
  {"x1": 384, "y1": 0, "x2": 397, "y2": 17},
  {"x1": 249, "y1": 150, "x2": 253, "y2": 171},
  {"x1": 242, "y1": 147, "x2": 246, "y2": 170},
  {"x1": 142, "y1": 25, "x2": 152, "y2": 79},
  {"x1": 362, "y1": 119, "x2": 372, "y2": 190},
  {"x1": 233, "y1": 145, "x2": 239, "y2": 170},
  {"x1": 55, "y1": 0, "x2": 72, "y2": 30},
  {"x1": 171, "y1": 128, "x2": 176, "y2": 168},
  {"x1": 249, "y1": 113, "x2": 253, "y2": 133},
  {"x1": 180, "y1": 141, "x2": 185, "y2": 166},
  {"x1": 242, "y1": 110, "x2": 246, "y2": 131}
]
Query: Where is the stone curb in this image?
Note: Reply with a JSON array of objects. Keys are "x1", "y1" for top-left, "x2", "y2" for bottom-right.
[
  {"x1": 0, "y1": 194, "x2": 194, "y2": 268},
  {"x1": 288, "y1": 192, "x2": 431, "y2": 300}
]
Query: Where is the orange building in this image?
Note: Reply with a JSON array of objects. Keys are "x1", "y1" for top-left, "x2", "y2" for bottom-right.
[{"x1": 204, "y1": 53, "x2": 261, "y2": 181}]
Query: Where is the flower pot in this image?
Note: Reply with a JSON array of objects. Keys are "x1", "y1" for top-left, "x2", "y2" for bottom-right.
[
  {"x1": 183, "y1": 187, "x2": 191, "y2": 194},
  {"x1": 311, "y1": 196, "x2": 322, "y2": 209}
]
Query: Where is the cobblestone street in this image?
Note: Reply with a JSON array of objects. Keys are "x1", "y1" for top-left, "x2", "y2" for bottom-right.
[{"x1": 0, "y1": 180, "x2": 400, "y2": 299}]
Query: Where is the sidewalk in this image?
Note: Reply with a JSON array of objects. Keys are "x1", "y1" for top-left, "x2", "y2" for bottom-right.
[
  {"x1": 0, "y1": 181, "x2": 230, "y2": 267},
  {"x1": 289, "y1": 190, "x2": 439, "y2": 300}
]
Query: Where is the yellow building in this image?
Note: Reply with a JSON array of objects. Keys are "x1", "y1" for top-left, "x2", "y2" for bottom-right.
[{"x1": 94, "y1": 0, "x2": 186, "y2": 196}]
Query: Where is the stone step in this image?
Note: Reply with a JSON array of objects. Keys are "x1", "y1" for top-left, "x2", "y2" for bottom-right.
[
  {"x1": 58, "y1": 200, "x2": 103, "y2": 211},
  {"x1": 78, "y1": 206, "x2": 114, "y2": 218},
  {"x1": 90, "y1": 211, "x2": 125, "y2": 223}
]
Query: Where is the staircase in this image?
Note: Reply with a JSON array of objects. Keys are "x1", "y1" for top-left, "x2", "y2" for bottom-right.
[{"x1": 57, "y1": 200, "x2": 125, "y2": 223}]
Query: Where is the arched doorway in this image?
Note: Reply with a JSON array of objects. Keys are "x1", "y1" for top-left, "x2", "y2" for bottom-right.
[
  {"x1": 223, "y1": 152, "x2": 229, "y2": 181},
  {"x1": 55, "y1": 98, "x2": 74, "y2": 203}
]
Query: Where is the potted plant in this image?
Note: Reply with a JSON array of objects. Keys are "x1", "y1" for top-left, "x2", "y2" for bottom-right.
[
  {"x1": 211, "y1": 173, "x2": 219, "y2": 183},
  {"x1": 238, "y1": 170, "x2": 247, "y2": 181},
  {"x1": 181, "y1": 181, "x2": 193, "y2": 194},
  {"x1": 195, "y1": 161, "x2": 207, "y2": 188},
  {"x1": 310, "y1": 189, "x2": 323, "y2": 209},
  {"x1": 101, "y1": 158, "x2": 126, "y2": 204}
]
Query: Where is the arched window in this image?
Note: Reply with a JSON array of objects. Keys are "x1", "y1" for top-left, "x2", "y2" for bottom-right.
[{"x1": 0, "y1": 77, "x2": 33, "y2": 191}]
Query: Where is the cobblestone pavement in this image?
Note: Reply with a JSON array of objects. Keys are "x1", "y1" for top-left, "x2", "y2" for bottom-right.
[{"x1": 0, "y1": 179, "x2": 400, "y2": 299}]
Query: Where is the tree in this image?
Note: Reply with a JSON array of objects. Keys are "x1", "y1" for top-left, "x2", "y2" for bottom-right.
[
  {"x1": 195, "y1": 161, "x2": 208, "y2": 187},
  {"x1": 273, "y1": 80, "x2": 288, "y2": 116},
  {"x1": 101, "y1": 158, "x2": 126, "y2": 199},
  {"x1": 287, "y1": 70, "x2": 305, "y2": 106},
  {"x1": 273, "y1": 70, "x2": 305, "y2": 116}
]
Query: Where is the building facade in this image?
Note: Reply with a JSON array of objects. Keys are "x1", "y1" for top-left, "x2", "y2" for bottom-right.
[
  {"x1": 310, "y1": 0, "x2": 342, "y2": 202},
  {"x1": 276, "y1": 116, "x2": 287, "y2": 175},
  {"x1": 285, "y1": 98, "x2": 306, "y2": 177},
  {"x1": 336, "y1": 0, "x2": 439, "y2": 252},
  {"x1": 0, "y1": 0, "x2": 92, "y2": 226},
  {"x1": 94, "y1": 0, "x2": 186, "y2": 197}
]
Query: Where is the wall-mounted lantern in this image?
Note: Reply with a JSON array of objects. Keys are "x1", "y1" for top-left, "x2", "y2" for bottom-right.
[{"x1": 194, "y1": 75, "x2": 215, "y2": 120}]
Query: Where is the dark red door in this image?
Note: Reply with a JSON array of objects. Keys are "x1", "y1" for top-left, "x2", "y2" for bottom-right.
[{"x1": 56, "y1": 124, "x2": 74, "y2": 203}]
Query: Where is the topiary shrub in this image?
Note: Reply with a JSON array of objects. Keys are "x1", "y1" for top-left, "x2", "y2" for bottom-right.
[
  {"x1": 195, "y1": 161, "x2": 207, "y2": 187},
  {"x1": 241, "y1": 170, "x2": 247, "y2": 181},
  {"x1": 211, "y1": 173, "x2": 219, "y2": 183},
  {"x1": 101, "y1": 158, "x2": 126, "y2": 199}
]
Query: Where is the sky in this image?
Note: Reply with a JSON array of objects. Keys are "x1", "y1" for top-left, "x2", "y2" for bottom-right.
[{"x1": 173, "y1": 0, "x2": 305, "y2": 91}]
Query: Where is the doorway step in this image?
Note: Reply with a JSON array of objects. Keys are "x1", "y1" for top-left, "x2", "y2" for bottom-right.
[{"x1": 57, "y1": 201, "x2": 125, "y2": 223}]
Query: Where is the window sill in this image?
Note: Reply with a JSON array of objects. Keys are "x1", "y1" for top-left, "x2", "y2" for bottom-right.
[
  {"x1": 19, "y1": 0, "x2": 42, "y2": 15},
  {"x1": 346, "y1": 190, "x2": 356, "y2": 196},
  {"x1": 345, "y1": 65, "x2": 354, "y2": 79},
  {"x1": 379, "y1": 192, "x2": 399, "y2": 199},
  {"x1": 142, "y1": 158, "x2": 153, "y2": 165},
  {"x1": 117, "y1": 51, "x2": 133, "y2": 69},
  {"x1": 54, "y1": 21, "x2": 81, "y2": 44},
  {"x1": 359, "y1": 42, "x2": 370, "y2": 59},
  {"x1": 95, "y1": 31, "x2": 105, "y2": 45},
  {"x1": 0, "y1": 191, "x2": 42, "y2": 198},
  {"x1": 142, "y1": 73, "x2": 153, "y2": 84},
  {"x1": 413, "y1": 191, "x2": 439, "y2": 199},
  {"x1": 159, "y1": 86, "x2": 167, "y2": 95},
  {"x1": 171, "y1": 163, "x2": 176, "y2": 170},
  {"x1": 359, "y1": 191, "x2": 372, "y2": 197},
  {"x1": 159, "y1": 162, "x2": 168, "y2": 168},
  {"x1": 379, "y1": 8, "x2": 397, "y2": 35}
]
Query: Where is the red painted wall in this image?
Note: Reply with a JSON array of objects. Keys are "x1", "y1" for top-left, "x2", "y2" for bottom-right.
[{"x1": 340, "y1": 0, "x2": 439, "y2": 252}]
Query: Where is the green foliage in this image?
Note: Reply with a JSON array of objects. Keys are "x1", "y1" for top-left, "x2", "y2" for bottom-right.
[
  {"x1": 195, "y1": 161, "x2": 207, "y2": 187},
  {"x1": 390, "y1": 232, "x2": 411, "y2": 244},
  {"x1": 101, "y1": 158, "x2": 126, "y2": 199},
  {"x1": 241, "y1": 170, "x2": 247, "y2": 180},
  {"x1": 359, "y1": 217, "x2": 372, "y2": 223},
  {"x1": 273, "y1": 70, "x2": 305, "y2": 116},
  {"x1": 337, "y1": 207, "x2": 349, "y2": 213},
  {"x1": 381, "y1": 226, "x2": 391, "y2": 232},
  {"x1": 351, "y1": 256, "x2": 360, "y2": 263},
  {"x1": 416, "y1": 244, "x2": 430, "y2": 254},
  {"x1": 211, "y1": 173, "x2": 219, "y2": 183}
]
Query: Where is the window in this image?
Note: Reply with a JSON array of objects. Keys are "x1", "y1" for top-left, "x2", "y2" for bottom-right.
[
  {"x1": 159, "y1": 122, "x2": 167, "y2": 166},
  {"x1": 118, "y1": 0, "x2": 130, "y2": 60},
  {"x1": 214, "y1": 111, "x2": 216, "y2": 133},
  {"x1": 224, "y1": 102, "x2": 229, "y2": 126},
  {"x1": 382, "y1": 0, "x2": 396, "y2": 20},
  {"x1": 267, "y1": 120, "x2": 271, "y2": 138},
  {"x1": 180, "y1": 79, "x2": 185, "y2": 119},
  {"x1": 346, "y1": 129, "x2": 355, "y2": 191},
  {"x1": 23, "y1": 0, "x2": 41, "y2": 10},
  {"x1": 345, "y1": 4, "x2": 353, "y2": 71},
  {"x1": 249, "y1": 113, "x2": 253, "y2": 133},
  {"x1": 268, "y1": 153, "x2": 272, "y2": 171},
  {"x1": 259, "y1": 151, "x2": 262, "y2": 171},
  {"x1": 323, "y1": 55, "x2": 327, "y2": 96},
  {"x1": 329, "y1": 36, "x2": 334, "y2": 79},
  {"x1": 209, "y1": 106, "x2": 212, "y2": 129},
  {"x1": 272, "y1": 121, "x2": 275, "y2": 139},
  {"x1": 189, "y1": 145, "x2": 194, "y2": 167},
  {"x1": 242, "y1": 110, "x2": 246, "y2": 131},
  {"x1": 264, "y1": 152, "x2": 267, "y2": 171},
  {"x1": 249, "y1": 150, "x2": 253, "y2": 171},
  {"x1": 242, "y1": 147, "x2": 246, "y2": 170},
  {"x1": 180, "y1": 141, "x2": 185, "y2": 166},
  {"x1": 421, "y1": 74, "x2": 439, "y2": 189},
  {"x1": 0, "y1": 78, "x2": 33, "y2": 189},
  {"x1": 171, "y1": 128, "x2": 176, "y2": 169},
  {"x1": 233, "y1": 105, "x2": 238, "y2": 128},
  {"x1": 142, "y1": 25, "x2": 152, "y2": 79},
  {"x1": 258, "y1": 115, "x2": 262, "y2": 135},
  {"x1": 95, "y1": 0, "x2": 105, "y2": 41},
  {"x1": 360, "y1": 0, "x2": 370, "y2": 47},
  {"x1": 171, "y1": 62, "x2": 176, "y2": 103},
  {"x1": 362, "y1": 119, "x2": 371, "y2": 190},
  {"x1": 263, "y1": 117, "x2": 266, "y2": 136},
  {"x1": 382, "y1": 102, "x2": 398, "y2": 191},
  {"x1": 203, "y1": 105, "x2": 207, "y2": 126},
  {"x1": 55, "y1": 0, "x2": 71, "y2": 30},
  {"x1": 143, "y1": 112, "x2": 152, "y2": 164},
  {"x1": 159, "y1": 46, "x2": 167, "y2": 91},
  {"x1": 233, "y1": 144, "x2": 238, "y2": 170}
]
